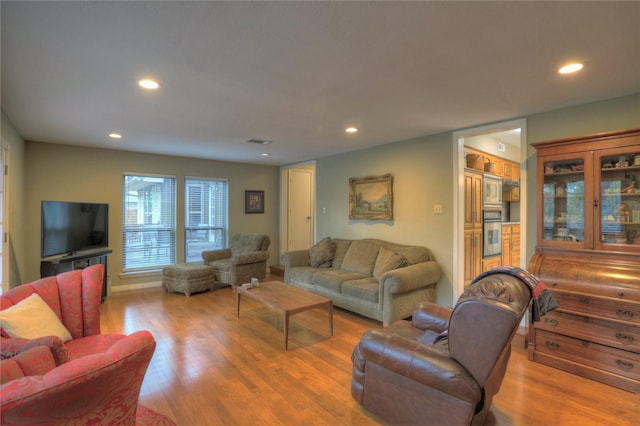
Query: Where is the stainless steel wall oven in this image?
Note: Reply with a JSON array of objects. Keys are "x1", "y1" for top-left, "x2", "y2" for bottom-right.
[{"x1": 483, "y1": 210, "x2": 502, "y2": 258}]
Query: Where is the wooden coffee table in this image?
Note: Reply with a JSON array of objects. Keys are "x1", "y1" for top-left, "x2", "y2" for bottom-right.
[{"x1": 235, "y1": 281, "x2": 333, "y2": 350}]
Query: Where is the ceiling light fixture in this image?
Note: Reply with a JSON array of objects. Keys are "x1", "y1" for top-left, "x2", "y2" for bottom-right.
[
  {"x1": 261, "y1": 153, "x2": 270, "y2": 157},
  {"x1": 345, "y1": 127, "x2": 358, "y2": 133},
  {"x1": 109, "y1": 133, "x2": 122, "y2": 139},
  {"x1": 558, "y1": 63, "x2": 584, "y2": 74},
  {"x1": 138, "y1": 79, "x2": 160, "y2": 89}
]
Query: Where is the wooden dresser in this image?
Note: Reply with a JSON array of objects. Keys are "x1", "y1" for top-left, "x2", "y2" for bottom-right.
[{"x1": 529, "y1": 128, "x2": 640, "y2": 394}]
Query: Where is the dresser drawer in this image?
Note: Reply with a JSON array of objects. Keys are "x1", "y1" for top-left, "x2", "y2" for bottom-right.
[
  {"x1": 535, "y1": 330, "x2": 640, "y2": 381},
  {"x1": 544, "y1": 278, "x2": 640, "y2": 301},
  {"x1": 535, "y1": 311, "x2": 640, "y2": 352},
  {"x1": 553, "y1": 291, "x2": 640, "y2": 325}
]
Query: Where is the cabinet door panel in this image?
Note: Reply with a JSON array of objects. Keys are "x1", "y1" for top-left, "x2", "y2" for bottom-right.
[
  {"x1": 538, "y1": 152, "x2": 594, "y2": 249},
  {"x1": 595, "y1": 146, "x2": 640, "y2": 253}
]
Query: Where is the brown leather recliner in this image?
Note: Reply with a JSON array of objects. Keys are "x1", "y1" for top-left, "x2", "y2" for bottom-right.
[{"x1": 351, "y1": 272, "x2": 532, "y2": 425}]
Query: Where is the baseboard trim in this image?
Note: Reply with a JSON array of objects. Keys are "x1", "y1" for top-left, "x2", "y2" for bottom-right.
[{"x1": 111, "y1": 281, "x2": 162, "y2": 293}]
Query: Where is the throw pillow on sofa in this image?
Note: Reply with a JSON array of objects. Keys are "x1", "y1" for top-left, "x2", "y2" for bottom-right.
[
  {"x1": 373, "y1": 246, "x2": 409, "y2": 280},
  {"x1": 0, "y1": 293, "x2": 72, "y2": 342},
  {"x1": 309, "y1": 237, "x2": 337, "y2": 268}
]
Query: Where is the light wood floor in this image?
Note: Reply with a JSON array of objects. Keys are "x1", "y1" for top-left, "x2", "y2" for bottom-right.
[{"x1": 101, "y1": 277, "x2": 639, "y2": 425}]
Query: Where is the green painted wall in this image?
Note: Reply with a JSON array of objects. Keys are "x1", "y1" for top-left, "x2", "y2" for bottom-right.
[
  {"x1": 24, "y1": 142, "x2": 279, "y2": 291},
  {"x1": 5, "y1": 92, "x2": 639, "y2": 302},
  {"x1": 315, "y1": 93, "x2": 639, "y2": 306}
]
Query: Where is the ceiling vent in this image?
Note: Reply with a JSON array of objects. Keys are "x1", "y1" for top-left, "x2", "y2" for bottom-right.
[{"x1": 247, "y1": 139, "x2": 271, "y2": 145}]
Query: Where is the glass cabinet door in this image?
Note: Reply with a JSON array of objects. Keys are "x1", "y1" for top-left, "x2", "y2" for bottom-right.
[
  {"x1": 541, "y1": 157, "x2": 586, "y2": 244},
  {"x1": 597, "y1": 149, "x2": 640, "y2": 251}
]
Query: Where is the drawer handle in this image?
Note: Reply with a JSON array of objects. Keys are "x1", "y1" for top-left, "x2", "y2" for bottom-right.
[
  {"x1": 550, "y1": 282, "x2": 557, "y2": 288},
  {"x1": 616, "y1": 360, "x2": 634, "y2": 371},
  {"x1": 616, "y1": 333, "x2": 634, "y2": 345},
  {"x1": 616, "y1": 309, "x2": 634, "y2": 320},
  {"x1": 545, "y1": 341, "x2": 559, "y2": 350},
  {"x1": 580, "y1": 298, "x2": 589, "y2": 304},
  {"x1": 544, "y1": 317, "x2": 558, "y2": 327},
  {"x1": 617, "y1": 291, "x2": 624, "y2": 298}
]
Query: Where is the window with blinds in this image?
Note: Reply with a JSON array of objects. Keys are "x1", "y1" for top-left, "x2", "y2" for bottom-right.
[
  {"x1": 122, "y1": 173, "x2": 176, "y2": 271},
  {"x1": 185, "y1": 177, "x2": 228, "y2": 263}
]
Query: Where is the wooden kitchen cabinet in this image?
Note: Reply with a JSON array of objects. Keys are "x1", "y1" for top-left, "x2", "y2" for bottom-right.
[
  {"x1": 464, "y1": 169, "x2": 483, "y2": 286},
  {"x1": 482, "y1": 255, "x2": 501, "y2": 272},
  {"x1": 501, "y1": 224, "x2": 520, "y2": 267},
  {"x1": 503, "y1": 186, "x2": 520, "y2": 201},
  {"x1": 465, "y1": 147, "x2": 520, "y2": 182},
  {"x1": 529, "y1": 128, "x2": 640, "y2": 394}
]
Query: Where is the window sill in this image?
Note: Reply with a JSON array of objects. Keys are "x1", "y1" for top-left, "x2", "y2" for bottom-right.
[{"x1": 118, "y1": 269, "x2": 163, "y2": 280}]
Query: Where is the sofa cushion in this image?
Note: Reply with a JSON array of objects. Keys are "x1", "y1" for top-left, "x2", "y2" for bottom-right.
[
  {"x1": 0, "y1": 294, "x2": 72, "y2": 343},
  {"x1": 309, "y1": 237, "x2": 336, "y2": 268},
  {"x1": 342, "y1": 278, "x2": 379, "y2": 303},
  {"x1": 312, "y1": 270, "x2": 367, "y2": 292},
  {"x1": 341, "y1": 240, "x2": 382, "y2": 276},
  {"x1": 331, "y1": 239, "x2": 352, "y2": 269},
  {"x1": 373, "y1": 246, "x2": 409, "y2": 280}
]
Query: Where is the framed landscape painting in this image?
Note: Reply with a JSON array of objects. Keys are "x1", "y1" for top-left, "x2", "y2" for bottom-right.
[{"x1": 349, "y1": 174, "x2": 393, "y2": 220}]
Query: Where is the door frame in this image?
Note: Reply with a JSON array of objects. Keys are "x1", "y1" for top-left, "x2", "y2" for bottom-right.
[
  {"x1": 452, "y1": 118, "x2": 527, "y2": 302},
  {"x1": 1, "y1": 143, "x2": 8, "y2": 293},
  {"x1": 279, "y1": 161, "x2": 316, "y2": 259}
]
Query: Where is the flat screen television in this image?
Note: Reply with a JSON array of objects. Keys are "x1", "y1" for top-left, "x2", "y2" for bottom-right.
[{"x1": 41, "y1": 201, "x2": 109, "y2": 258}]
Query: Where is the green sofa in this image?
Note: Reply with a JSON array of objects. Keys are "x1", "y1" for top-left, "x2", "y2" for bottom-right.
[{"x1": 281, "y1": 238, "x2": 441, "y2": 326}]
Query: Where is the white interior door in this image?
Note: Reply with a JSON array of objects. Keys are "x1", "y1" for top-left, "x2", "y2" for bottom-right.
[{"x1": 287, "y1": 168, "x2": 314, "y2": 251}]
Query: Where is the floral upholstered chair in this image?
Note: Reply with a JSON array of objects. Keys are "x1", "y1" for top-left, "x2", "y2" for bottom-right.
[
  {"x1": 0, "y1": 330, "x2": 175, "y2": 425},
  {"x1": 202, "y1": 233, "x2": 271, "y2": 286},
  {"x1": 0, "y1": 265, "x2": 123, "y2": 363},
  {"x1": 0, "y1": 264, "x2": 175, "y2": 424}
]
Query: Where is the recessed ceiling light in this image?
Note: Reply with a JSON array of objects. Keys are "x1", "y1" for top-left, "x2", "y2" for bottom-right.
[
  {"x1": 558, "y1": 63, "x2": 584, "y2": 74},
  {"x1": 346, "y1": 127, "x2": 358, "y2": 133},
  {"x1": 109, "y1": 133, "x2": 122, "y2": 139},
  {"x1": 261, "y1": 153, "x2": 270, "y2": 157},
  {"x1": 138, "y1": 79, "x2": 160, "y2": 89}
]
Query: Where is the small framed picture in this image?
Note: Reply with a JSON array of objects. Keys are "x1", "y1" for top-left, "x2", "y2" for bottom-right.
[{"x1": 245, "y1": 190, "x2": 264, "y2": 214}]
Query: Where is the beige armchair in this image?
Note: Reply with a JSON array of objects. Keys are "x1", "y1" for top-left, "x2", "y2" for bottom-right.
[{"x1": 202, "y1": 233, "x2": 270, "y2": 286}]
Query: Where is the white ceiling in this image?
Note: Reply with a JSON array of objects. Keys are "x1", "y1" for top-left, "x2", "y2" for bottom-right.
[{"x1": 2, "y1": 1, "x2": 639, "y2": 166}]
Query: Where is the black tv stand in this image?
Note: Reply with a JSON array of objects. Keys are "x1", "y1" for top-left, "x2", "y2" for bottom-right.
[{"x1": 40, "y1": 249, "x2": 112, "y2": 302}]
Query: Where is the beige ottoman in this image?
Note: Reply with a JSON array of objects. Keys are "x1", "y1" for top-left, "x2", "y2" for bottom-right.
[{"x1": 162, "y1": 264, "x2": 216, "y2": 296}]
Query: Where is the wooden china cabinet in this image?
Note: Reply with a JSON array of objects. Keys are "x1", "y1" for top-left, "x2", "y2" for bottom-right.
[{"x1": 528, "y1": 128, "x2": 640, "y2": 394}]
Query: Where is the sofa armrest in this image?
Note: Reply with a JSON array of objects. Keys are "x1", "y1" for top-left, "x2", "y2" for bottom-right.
[
  {"x1": 229, "y1": 251, "x2": 270, "y2": 266},
  {"x1": 281, "y1": 250, "x2": 311, "y2": 283},
  {"x1": 281, "y1": 250, "x2": 310, "y2": 269},
  {"x1": 381, "y1": 260, "x2": 441, "y2": 294},
  {"x1": 411, "y1": 302, "x2": 452, "y2": 332},
  {"x1": 202, "y1": 248, "x2": 232, "y2": 264},
  {"x1": 1, "y1": 336, "x2": 69, "y2": 366},
  {"x1": 1, "y1": 346, "x2": 57, "y2": 385},
  {"x1": 356, "y1": 328, "x2": 480, "y2": 403}
]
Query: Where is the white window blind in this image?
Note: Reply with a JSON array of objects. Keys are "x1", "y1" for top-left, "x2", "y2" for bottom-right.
[
  {"x1": 185, "y1": 177, "x2": 228, "y2": 262},
  {"x1": 122, "y1": 173, "x2": 176, "y2": 271}
]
